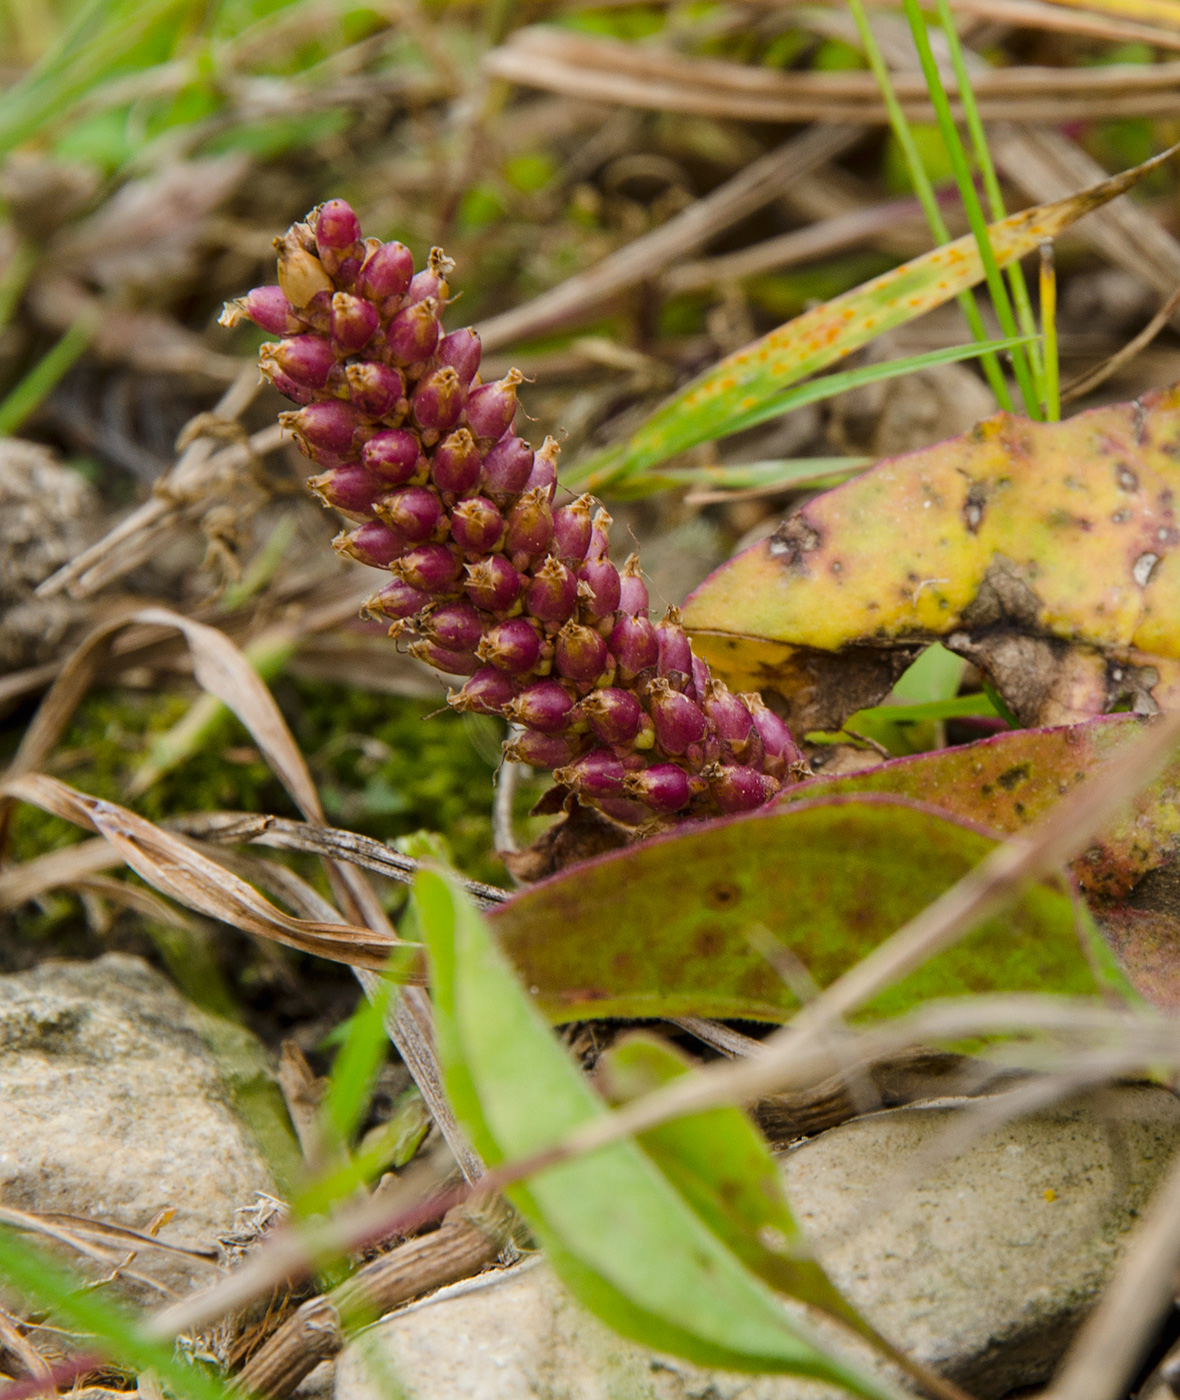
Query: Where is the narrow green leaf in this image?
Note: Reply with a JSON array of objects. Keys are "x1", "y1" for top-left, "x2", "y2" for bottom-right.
[{"x1": 0, "y1": 313, "x2": 97, "y2": 436}]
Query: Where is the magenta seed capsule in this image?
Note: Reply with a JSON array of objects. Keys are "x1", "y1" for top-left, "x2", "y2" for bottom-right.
[
  {"x1": 451, "y1": 496, "x2": 505, "y2": 555},
  {"x1": 554, "y1": 748, "x2": 625, "y2": 799},
  {"x1": 219, "y1": 285, "x2": 304, "y2": 336},
  {"x1": 477, "y1": 617, "x2": 541, "y2": 675},
  {"x1": 329, "y1": 292, "x2": 378, "y2": 352},
  {"x1": 580, "y1": 687, "x2": 642, "y2": 745},
  {"x1": 507, "y1": 679, "x2": 575, "y2": 733},
  {"x1": 655, "y1": 606, "x2": 693, "y2": 681},
  {"x1": 505, "y1": 730, "x2": 578, "y2": 768},
  {"x1": 308, "y1": 465, "x2": 383, "y2": 517},
  {"x1": 316, "y1": 199, "x2": 361, "y2": 252},
  {"x1": 362, "y1": 429, "x2": 420, "y2": 485},
  {"x1": 347, "y1": 362, "x2": 405, "y2": 418},
  {"x1": 742, "y1": 695, "x2": 801, "y2": 778},
  {"x1": 710, "y1": 765, "x2": 777, "y2": 814},
  {"x1": 465, "y1": 369, "x2": 522, "y2": 440},
  {"x1": 394, "y1": 543, "x2": 461, "y2": 592},
  {"x1": 624, "y1": 764, "x2": 692, "y2": 815},
  {"x1": 387, "y1": 297, "x2": 440, "y2": 362},
  {"x1": 364, "y1": 578, "x2": 431, "y2": 621},
  {"x1": 358, "y1": 240, "x2": 414, "y2": 301},
  {"x1": 431, "y1": 428, "x2": 483, "y2": 494},
  {"x1": 588, "y1": 508, "x2": 612, "y2": 561},
  {"x1": 412, "y1": 366, "x2": 464, "y2": 433},
  {"x1": 260, "y1": 334, "x2": 336, "y2": 390},
  {"x1": 525, "y1": 437, "x2": 560, "y2": 500},
  {"x1": 269, "y1": 369, "x2": 313, "y2": 406},
  {"x1": 647, "y1": 678, "x2": 708, "y2": 755},
  {"x1": 555, "y1": 621, "x2": 609, "y2": 682},
  {"x1": 618, "y1": 555, "x2": 649, "y2": 616},
  {"x1": 436, "y1": 328, "x2": 482, "y2": 386},
  {"x1": 578, "y1": 556, "x2": 620, "y2": 620},
  {"x1": 608, "y1": 612, "x2": 658, "y2": 678},
  {"x1": 552, "y1": 495, "x2": 593, "y2": 564},
  {"x1": 505, "y1": 487, "x2": 554, "y2": 557},
  {"x1": 689, "y1": 655, "x2": 711, "y2": 701},
  {"x1": 282, "y1": 400, "x2": 361, "y2": 454},
  {"x1": 408, "y1": 639, "x2": 480, "y2": 676},
  {"x1": 464, "y1": 555, "x2": 523, "y2": 612},
  {"x1": 525, "y1": 558, "x2": 577, "y2": 624},
  {"x1": 702, "y1": 680, "x2": 754, "y2": 754},
  {"x1": 377, "y1": 485, "x2": 442, "y2": 543},
  {"x1": 422, "y1": 600, "x2": 485, "y2": 653},
  {"x1": 483, "y1": 434, "x2": 535, "y2": 501},
  {"x1": 335, "y1": 521, "x2": 406, "y2": 569},
  {"x1": 449, "y1": 665, "x2": 517, "y2": 715}
]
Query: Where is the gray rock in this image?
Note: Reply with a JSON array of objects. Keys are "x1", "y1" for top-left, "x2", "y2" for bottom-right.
[
  {"x1": 336, "y1": 1085, "x2": 1180, "y2": 1400},
  {"x1": 0, "y1": 954, "x2": 300, "y2": 1302}
]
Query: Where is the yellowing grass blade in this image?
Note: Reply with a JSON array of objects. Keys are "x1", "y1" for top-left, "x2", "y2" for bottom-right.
[
  {"x1": 1039, "y1": 0, "x2": 1180, "y2": 32},
  {"x1": 615, "y1": 141, "x2": 1180, "y2": 479}
]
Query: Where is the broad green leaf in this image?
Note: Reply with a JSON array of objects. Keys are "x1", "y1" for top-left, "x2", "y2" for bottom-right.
[
  {"x1": 488, "y1": 796, "x2": 1096, "y2": 1025},
  {"x1": 592, "y1": 143, "x2": 1177, "y2": 482},
  {"x1": 683, "y1": 386, "x2": 1180, "y2": 730},
  {"x1": 415, "y1": 870, "x2": 903, "y2": 1393}
]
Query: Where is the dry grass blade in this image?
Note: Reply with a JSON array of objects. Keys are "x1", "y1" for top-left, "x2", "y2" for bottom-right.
[
  {"x1": 2, "y1": 774, "x2": 397, "y2": 970},
  {"x1": 932, "y1": 0, "x2": 1180, "y2": 45},
  {"x1": 1062, "y1": 281, "x2": 1180, "y2": 401}
]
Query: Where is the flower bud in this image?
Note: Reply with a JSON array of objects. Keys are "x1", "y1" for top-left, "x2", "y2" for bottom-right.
[
  {"x1": 315, "y1": 199, "x2": 361, "y2": 252},
  {"x1": 346, "y1": 361, "x2": 405, "y2": 418},
  {"x1": 387, "y1": 298, "x2": 440, "y2": 362},
  {"x1": 708, "y1": 764, "x2": 778, "y2": 814},
  {"x1": 505, "y1": 731, "x2": 579, "y2": 768},
  {"x1": 436, "y1": 328, "x2": 482, "y2": 386},
  {"x1": 699, "y1": 680, "x2": 755, "y2": 760},
  {"x1": 421, "y1": 600, "x2": 485, "y2": 652},
  {"x1": 335, "y1": 521, "x2": 406, "y2": 568},
  {"x1": 465, "y1": 369, "x2": 522, "y2": 440},
  {"x1": 331, "y1": 292, "x2": 379, "y2": 352},
  {"x1": 407, "y1": 248, "x2": 454, "y2": 305},
  {"x1": 655, "y1": 606, "x2": 693, "y2": 682},
  {"x1": 465, "y1": 555, "x2": 523, "y2": 612},
  {"x1": 451, "y1": 496, "x2": 505, "y2": 554},
  {"x1": 393, "y1": 543, "x2": 461, "y2": 592},
  {"x1": 482, "y1": 434, "x2": 534, "y2": 501},
  {"x1": 505, "y1": 487, "x2": 553, "y2": 557},
  {"x1": 552, "y1": 495, "x2": 593, "y2": 564},
  {"x1": 412, "y1": 366, "x2": 464, "y2": 433},
  {"x1": 623, "y1": 764, "x2": 692, "y2": 815},
  {"x1": 525, "y1": 557, "x2": 577, "y2": 623},
  {"x1": 364, "y1": 578, "x2": 430, "y2": 621},
  {"x1": 742, "y1": 694, "x2": 801, "y2": 779},
  {"x1": 220, "y1": 286, "x2": 302, "y2": 335},
  {"x1": 260, "y1": 334, "x2": 335, "y2": 390},
  {"x1": 577, "y1": 556, "x2": 620, "y2": 619},
  {"x1": 477, "y1": 618, "x2": 541, "y2": 675},
  {"x1": 647, "y1": 677, "x2": 707, "y2": 755},
  {"x1": 507, "y1": 679, "x2": 574, "y2": 733},
  {"x1": 408, "y1": 639, "x2": 480, "y2": 676},
  {"x1": 431, "y1": 429, "x2": 483, "y2": 494},
  {"x1": 362, "y1": 429, "x2": 420, "y2": 485},
  {"x1": 449, "y1": 666, "x2": 517, "y2": 715},
  {"x1": 580, "y1": 687, "x2": 642, "y2": 745},
  {"x1": 588, "y1": 508, "x2": 612, "y2": 561},
  {"x1": 525, "y1": 437, "x2": 560, "y2": 500},
  {"x1": 282, "y1": 400, "x2": 361, "y2": 453},
  {"x1": 358, "y1": 240, "x2": 414, "y2": 301},
  {"x1": 275, "y1": 240, "x2": 334, "y2": 307},
  {"x1": 555, "y1": 620, "x2": 608, "y2": 681},
  {"x1": 554, "y1": 748, "x2": 625, "y2": 799},
  {"x1": 618, "y1": 555, "x2": 648, "y2": 616},
  {"x1": 608, "y1": 612, "x2": 658, "y2": 678},
  {"x1": 268, "y1": 370, "x2": 313, "y2": 406},
  {"x1": 308, "y1": 465, "x2": 384, "y2": 517},
  {"x1": 377, "y1": 485, "x2": 443, "y2": 543},
  {"x1": 689, "y1": 655, "x2": 710, "y2": 701}
]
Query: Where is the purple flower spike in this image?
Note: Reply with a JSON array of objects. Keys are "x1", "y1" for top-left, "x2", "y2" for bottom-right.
[
  {"x1": 608, "y1": 612, "x2": 658, "y2": 679},
  {"x1": 524, "y1": 437, "x2": 559, "y2": 500},
  {"x1": 412, "y1": 366, "x2": 464, "y2": 433},
  {"x1": 655, "y1": 606, "x2": 693, "y2": 682},
  {"x1": 709, "y1": 764, "x2": 778, "y2": 814},
  {"x1": 451, "y1": 497, "x2": 505, "y2": 555},
  {"x1": 437, "y1": 328, "x2": 482, "y2": 386},
  {"x1": 362, "y1": 429, "x2": 420, "y2": 485},
  {"x1": 346, "y1": 362, "x2": 405, "y2": 418},
  {"x1": 477, "y1": 617, "x2": 542, "y2": 675},
  {"x1": 281, "y1": 400, "x2": 361, "y2": 453},
  {"x1": 464, "y1": 555, "x2": 523, "y2": 612},
  {"x1": 220, "y1": 286, "x2": 303, "y2": 335},
  {"x1": 554, "y1": 748, "x2": 625, "y2": 800},
  {"x1": 647, "y1": 678, "x2": 707, "y2": 755},
  {"x1": 507, "y1": 679, "x2": 574, "y2": 733},
  {"x1": 525, "y1": 558, "x2": 577, "y2": 623},
  {"x1": 431, "y1": 428, "x2": 483, "y2": 494},
  {"x1": 422, "y1": 600, "x2": 485, "y2": 653},
  {"x1": 408, "y1": 639, "x2": 480, "y2": 676},
  {"x1": 315, "y1": 199, "x2": 361, "y2": 252},
  {"x1": 505, "y1": 487, "x2": 553, "y2": 557},
  {"x1": 358, "y1": 241, "x2": 414, "y2": 302},
  {"x1": 449, "y1": 666, "x2": 517, "y2": 715},
  {"x1": 335, "y1": 521, "x2": 406, "y2": 569},
  {"x1": 377, "y1": 485, "x2": 443, "y2": 543},
  {"x1": 618, "y1": 555, "x2": 649, "y2": 616},
  {"x1": 552, "y1": 495, "x2": 593, "y2": 564},
  {"x1": 482, "y1": 435, "x2": 534, "y2": 502},
  {"x1": 623, "y1": 764, "x2": 692, "y2": 815},
  {"x1": 555, "y1": 621, "x2": 609, "y2": 682},
  {"x1": 742, "y1": 694, "x2": 802, "y2": 779},
  {"x1": 394, "y1": 543, "x2": 461, "y2": 593},
  {"x1": 331, "y1": 292, "x2": 379, "y2": 352},
  {"x1": 308, "y1": 465, "x2": 383, "y2": 517},
  {"x1": 578, "y1": 556, "x2": 620, "y2": 619},
  {"x1": 364, "y1": 578, "x2": 431, "y2": 622},
  {"x1": 505, "y1": 730, "x2": 579, "y2": 768},
  {"x1": 580, "y1": 687, "x2": 642, "y2": 745},
  {"x1": 387, "y1": 298, "x2": 441, "y2": 362},
  {"x1": 260, "y1": 333, "x2": 336, "y2": 390},
  {"x1": 465, "y1": 369, "x2": 523, "y2": 440}
]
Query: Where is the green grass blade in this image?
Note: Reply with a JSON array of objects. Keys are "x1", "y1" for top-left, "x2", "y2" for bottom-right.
[
  {"x1": 900, "y1": 0, "x2": 1041, "y2": 416},
  {"x1": 0, "y1": 313, "x2": 97, "y2": 436},
  {"x1": 847, "y1": 0, "x2": 1013, "y2": 410}
]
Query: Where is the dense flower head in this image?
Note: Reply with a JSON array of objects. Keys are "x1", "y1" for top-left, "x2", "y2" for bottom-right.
[{"x1": 222, "y1": 203, "x2": 805, "y2": 821}]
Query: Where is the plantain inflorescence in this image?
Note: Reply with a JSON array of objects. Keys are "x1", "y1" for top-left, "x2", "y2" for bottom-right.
[{"x1": 222, "y1": 201, "x2": 804, "y2": 820}]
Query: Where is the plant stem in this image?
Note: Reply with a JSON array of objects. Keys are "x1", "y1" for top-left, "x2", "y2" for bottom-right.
[{"x1": 1040, "y1": 240, "x2": 1060, "y2": 421}]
